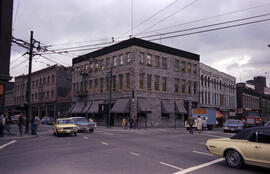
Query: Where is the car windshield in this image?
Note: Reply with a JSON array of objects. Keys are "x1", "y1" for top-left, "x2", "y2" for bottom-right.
[
  {"x1": 226, "y1": 120, "x2": 241, "y2": 124},
  {"x1": 72, "y1": 118, "x2": 87, "y2": 122},
  {"x1": 58, "y1": 119, "x2": 72, "y2": 124},
  {"x1": 265, "y1": 122, "x2": 270, "y2": 127}
]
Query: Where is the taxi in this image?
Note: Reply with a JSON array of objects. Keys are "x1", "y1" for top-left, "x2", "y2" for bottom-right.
[
  {"x1": 206, "y1": 127, "x2": 270, "y2": 169},
  {"x1": 53, "y1": 118, "x2": 78, "y2": 136}
]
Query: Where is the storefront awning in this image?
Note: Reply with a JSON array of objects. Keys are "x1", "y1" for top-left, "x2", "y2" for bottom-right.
[
  {"x1": 175, "y1": 100, "x2": 187, "y2": 114},
  {"x1": 88, "y1": 101, "x2": 103, "y2": 113},
  {"x1": 111, "y1": 98, "x2": 130, "y2": 113},
  {"x1": 216, "y1": 111, "x2": 224, "y2": 118},
  {"x1": 137, "y1": 98, "x2": 151, "y2": 113},
  {"x1": 82, "y1": 102, "x2": 92, "y2": 114},
  {"x1": 161, "y1": 100, "x2": 174, "y2": 114},
  {"x1": 72, "y1": 102, "x2": 86, "y2": 114}
]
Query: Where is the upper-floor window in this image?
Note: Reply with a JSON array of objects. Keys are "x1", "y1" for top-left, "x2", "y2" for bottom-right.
[
  {"x1": 194, "y1": 82, "x2": 197, "y2": 95},
  {"x1": 88, "y1": 80, "x2": 92, "y2": 94},
  {"x1": 51, "y1": 90, "x2": 54, "y2": 98},
  {"x1": 154, "y1": 75, "x2": 160, "y2": 91},
  {"x1": 47, "y1": 76, "x2": 50, "y2": 85},
  {"x1": 106, "y1": 58, "x2": 110, "y2": 69},
  {"x1": 208, "y1": 77, "x2": 210, "y2": 88},
  {"x1": 162, "y1": 77, "x2": 167, "y2": 92},
  {"x1": 147, "y1": 74, "x2": 152, "y2": 91},
  {"x1": 139, "y1": 52, "x2": 144, "y2": 64},
  {"x1": 188, "y1": 81, "x2": 192, "y2": 94},
  {"x1": 113, "y1": 56, "x2": 117, "y2": 67},
  {"x1": 94, "y1": 79, "x2": 98, "y2": 93},
  {"x1": 175, "y1": 59, "x2": 180, "y2": 71},
  {"x1": 162, "y1": 57, "x2": 167, "y2": 69},
  {"x1": 154, "y1": 56, "x2": 160, "y2": 67},
  {"x1": 100, "y1": 59, "x2": 104, "y2": 71},
  {"x1": 126, "y1": 52, "x2": 132, "y2": 64},
  {"x1": 193, "y1": 64, "x2": 197, "y2": 74},
  {"x1": 181, "y1": 61, "x2": 186, "y2": 72},
  {"x1": 100, "y1": 78, "x2": 104, "y2": 93},
  {"x1": 187, "y1": 63, "x2": 191, "y2": 73},
  {"x1": 106, "y1": 77, "x2": 109, "y2": 91},
  {"x1": 182, "y1": 80, "x2": 186, "y2": 94},
  {"x1": 119, "y1": 54, "x2": 124, "y2": 65},
  {"x1": 112, "y1": 75, "x2": 116, "y2": 91},
  {"x1": 201, "y1": 75, "x2": 203, "y2": 86},
  {"x1": 95, "y1": 62, "x2": 99, "y2": 71},
  {"x1": 146, "y1": 54, "x2": 152, "y2": 66},
  {"x1": 52, "y1": 75, "x2": 55, "y2": 85},
  {"x1": 139, "y1": 73, "x2": 144, "y2": 90},
  {"x1": 126, "y1": 73, "x2": 130, "y2": 90},
  {"x1": 119, "y1": 74, "x2": 123, "y2": 91}
]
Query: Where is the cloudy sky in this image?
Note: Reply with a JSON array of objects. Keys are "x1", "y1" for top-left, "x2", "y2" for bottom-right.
[{"x1": 10, "y1": 0, "x2": 270, "y2": 86}]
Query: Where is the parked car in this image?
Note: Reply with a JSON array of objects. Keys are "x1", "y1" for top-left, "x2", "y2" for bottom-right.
[
  {"x1": 53, "y1": 118, "x2": 78, "y2": 136},
  {"x1": 223, "y1": 119, "x2": 244, "y2": 132},
  {"x1": 70, "y1": 117, "x2": 95, "y2": 133},
  {"x1": 206, "y1": 127, "x2": 270, "y2": 169},
  {"x1": 265, "y1": 121, "x2": 270, "y2": 127},
  {"x1": 41, "y1": 117, "x2": 54, "y2": 125}
]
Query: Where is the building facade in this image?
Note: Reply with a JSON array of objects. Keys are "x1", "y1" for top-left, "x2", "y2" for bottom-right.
[
  {"x1": 237, "y1": 76, "x2": 270, "y2": 121},
  {"x1": 199, "y1": 63, "x2": 236, "y2": 118},
  {"x1": 71, "y1": 38, "x2": 200, "y2": 127},
  {"x1": 14, "y1": 65, "x2": 72, "y2": 118},
  {"x1": 0, "y1": 0, "x2": 13, "y2": 113}
]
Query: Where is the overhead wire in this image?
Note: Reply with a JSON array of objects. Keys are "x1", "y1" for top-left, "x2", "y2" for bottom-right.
[
  {"x1": 10, "y1": 52, "x2": 28, "y2": 64},
  {"x1": 141, "y1": 1, "x2": 270, "y2": 35},
  {"x1": 116, "y1": 0, "x2": 179, "y2": 40},
  {"x1": 136, "y1": 0, "x2": 200, "y2": 36},
  {"x1": 140, "y1": 12, "x2": 270, "y2": 39}
]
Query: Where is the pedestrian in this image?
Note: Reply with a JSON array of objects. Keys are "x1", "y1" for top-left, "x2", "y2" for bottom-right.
[
  {"x1": 134, "y1": 117, "x2": 138, "y2": 129},
  {"x1": 0, "y1": 114, "x2": 5, "y2": 137},
  {"x1": 187, "y1": 116, "x2": 194, "y2": 134},
  {"x1": 129, "y1": 117, "x2": 133, "y2": 129},
  {"x1": 5, "y1": 115, "x2": 12, "y2": 135},
  {"x1": 197, "y1": 115, "x2": 202, "y2": 134},
  {"x1": 122, "y1": 118, "x2": 126, "y2": 129},
  {"x1": 32, "y1": 116, "x2": 40, "y2": 135},
  {"x1": 17, "y1": 113, "x2": 26, "y2": 136}
]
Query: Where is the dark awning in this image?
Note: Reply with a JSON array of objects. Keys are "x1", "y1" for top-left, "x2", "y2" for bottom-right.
[
  {"x1": 137, "y1": 98, "x2": 151, "y2": 113},
  {"x1": 111, "y1": 98, "x2": 130, "y2": 113},
  {"x1": 175, "y1": 100, "x2": 187, "y2": 114},
  {"x1": 72, "y1": 102, "x2": 86, "y2": 114},
  {"x1": 67, "y1": 103, "x2": 75, "y2": 113},
  {"x1": 82, "y1": 102, "x2": 92, "y2": 114},
  {"x1": 161, "y1": 100, "x2": 174, "y2": 114},
  {"x1": 88, "y1": 101, "x2": 103, "y2": 113}
]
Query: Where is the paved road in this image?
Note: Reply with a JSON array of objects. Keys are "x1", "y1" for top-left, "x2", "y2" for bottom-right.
[{"x1": 0, "y1": 127, "x2": 269, "y2": 174}]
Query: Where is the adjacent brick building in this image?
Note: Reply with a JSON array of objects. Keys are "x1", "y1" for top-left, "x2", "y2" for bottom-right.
[
  {"x1": 71, "y1": 38, "x2": 200, "y2": 127},
  {"x1": 14, "y1": 65, "x2": 72, "y2": 118}
]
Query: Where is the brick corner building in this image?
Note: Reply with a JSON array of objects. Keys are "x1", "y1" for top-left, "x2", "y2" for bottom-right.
[{"x1": 71, "y1": 37, "x2": 200, "y2": 127}]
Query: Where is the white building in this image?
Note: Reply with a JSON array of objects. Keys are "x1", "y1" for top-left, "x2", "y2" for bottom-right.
[{"x1": 199, "y1": 63, "x2": 236, "y2": 118}]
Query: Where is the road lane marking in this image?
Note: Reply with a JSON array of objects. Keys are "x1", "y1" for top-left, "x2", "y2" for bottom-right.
[
  {"x1": 130, "y1": 152, "x2": 140, "y2": 156},
  {"x1": 160, "y1": 162, "x2": 183, "y2": 171},
  {"x1": 173, "y1": 158, "x2": 224, "y2": 174},
  {"x1": 0, "y1": 140, "x2": 16, "y2": 150},
  {"x1": 101, "y1": 142, "x2": 109, "y2": 145},
  {"x1": 192, "y1": 151, "x2": 213, "y2": 156},
  {"x1": 83, "y1": 136, "x2": 88, "y2": 139}
]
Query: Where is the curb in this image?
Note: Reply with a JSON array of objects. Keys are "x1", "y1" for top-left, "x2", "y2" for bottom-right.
[{"x1": 0, "y1": 134, "x2": 38, "y2": 141}]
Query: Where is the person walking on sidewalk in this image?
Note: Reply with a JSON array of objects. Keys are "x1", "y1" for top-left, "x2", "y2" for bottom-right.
[
  {"x1": 0, "y1": 114, "x2": 6, "y2": 137},
  {"x1": 32, "y1": 116, "x2": 40, "y2": 135},
  {"x1": 122, "y1": 118, "x2": 126, "y2": 129},
  {"x1": 187, "y1": 116, "x2": 194, "y2": 134},
  {"x1": 197, "y1": 116, "x2": 202, "y2": 134},
  {"x1": 5, "y1": 115, "x2": 12, "y2": 135},
  {"x1": 17, "y1": 113, "x2": 26, "y2": 136}
]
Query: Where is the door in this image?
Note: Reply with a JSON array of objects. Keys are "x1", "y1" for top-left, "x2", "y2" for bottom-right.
[{"x1": 254, "y1": 130, "x2": 270, "y2": 165}]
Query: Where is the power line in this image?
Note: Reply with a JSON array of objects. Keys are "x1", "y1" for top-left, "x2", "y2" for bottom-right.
[
  {"x1": 141, "y1": 13, "x2": 270, "y2": 39},
  {"x1": 141, "y1": 1, "x2": 270, "y2": 35},
  {"x1": 147, "y1": 18, "x2": 270, "y2": 41},
  {"x1": 10, "y1": 52, "x2": 27, "y2": 64},
  {"x1": 10, "y1": 58, "x2": 28, "y2": 70},
  {"x1": 116, "y1": 0, "x2": 179, "y2": 40},
  {"x1": 136, "y1": 0, "x2": 200, "y2": 36}
]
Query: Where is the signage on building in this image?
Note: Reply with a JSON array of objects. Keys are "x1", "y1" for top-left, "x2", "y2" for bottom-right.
[{"x1": 193, "y1": 108, "x2": 207, "y2": 114}]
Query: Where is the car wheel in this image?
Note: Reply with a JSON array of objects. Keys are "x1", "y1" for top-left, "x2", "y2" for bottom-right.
[
  {"x1": 225, "y1": 150, "x2": 244, "y2": 168},
  {"x1": 89, "y1": 129, "x2": 94, "y2": 133},
  {"x1": 224, "y1": 130, "x2": 227, "y2": 133}
]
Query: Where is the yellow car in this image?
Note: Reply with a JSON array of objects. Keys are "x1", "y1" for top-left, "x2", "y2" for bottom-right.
[
  {"x1": 53, "y1": 118, "x2": 78, "y2": 136},
  {"x1": 206, "y1": 127, "x2": 270, "y2": 169}
]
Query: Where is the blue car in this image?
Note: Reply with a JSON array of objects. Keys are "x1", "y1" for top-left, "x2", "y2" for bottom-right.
[
  {"x1": 70, "y1": 117, "x2": 96, "y2": 133},
  {"x1": 223, "y1": 119, "x2": 244, "y2": 132}
]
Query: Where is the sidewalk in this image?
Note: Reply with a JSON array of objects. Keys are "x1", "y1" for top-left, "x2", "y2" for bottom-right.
[{"x1": 0, "y1": 124, "x2": 51, "y2": 141}]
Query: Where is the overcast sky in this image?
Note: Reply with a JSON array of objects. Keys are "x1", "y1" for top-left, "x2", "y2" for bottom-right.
[{"x1": 10, "y1": 0, "x2": 270, "y2": 86}]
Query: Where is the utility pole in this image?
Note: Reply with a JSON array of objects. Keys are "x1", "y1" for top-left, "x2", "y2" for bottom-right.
[
  {"x1": 107, "y1": 66, "x2": 112, "y2": 128},
  {"x1": 25, "y1": 31, "x2": 34, "y2": 134}
]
